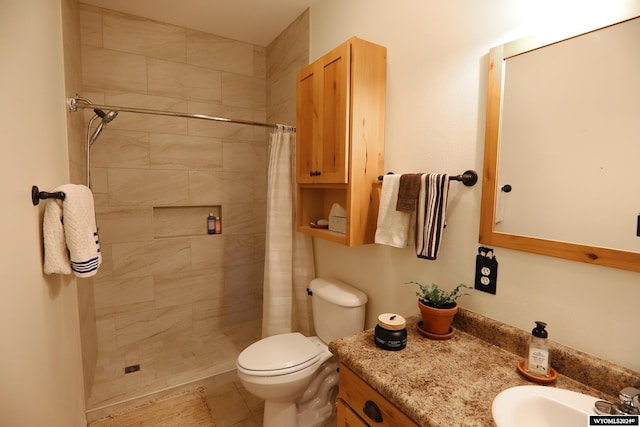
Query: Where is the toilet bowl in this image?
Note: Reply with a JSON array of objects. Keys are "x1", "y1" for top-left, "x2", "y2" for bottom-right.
[
  {"x1": 237, "y1": 335, "x2": 334, "y2": 427},
  {"x1": 236, "y1": 278, "x2": 367, "y2": 427}
]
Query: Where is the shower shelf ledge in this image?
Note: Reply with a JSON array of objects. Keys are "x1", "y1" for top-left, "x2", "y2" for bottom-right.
[{"x1": 152, "y1": 205, "x2": 222, "y2": 239}]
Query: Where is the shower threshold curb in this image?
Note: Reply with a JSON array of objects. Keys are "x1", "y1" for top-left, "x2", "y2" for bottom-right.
[{"x1": 85, "y1": 368, "x2": 237, "y2": 423}]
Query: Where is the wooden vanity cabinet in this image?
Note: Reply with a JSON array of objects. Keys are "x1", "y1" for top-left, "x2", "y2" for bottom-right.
[
  {"x1": 295, "y1": 37, "x2": 386, "y2": 246},
  {"x1": 336, "y1": 399, "x2": 369, "y2": 427},
  {"x1": 337, "y1": 363, "x2": 419, "y2": 427}
]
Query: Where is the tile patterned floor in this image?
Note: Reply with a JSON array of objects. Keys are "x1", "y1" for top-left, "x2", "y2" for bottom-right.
[
  {"x1": 205, "y1": 380, "x2": 264, "y2": 427},
  {"x1": 86, "y1": 323, "x2": 336, "y2": 427},
  {"x1": 205, "y1": 379, "x2": 337, "y2": 427},
  {"x1": 88, "y1": 373, "x2": 336, "y2": 427}
]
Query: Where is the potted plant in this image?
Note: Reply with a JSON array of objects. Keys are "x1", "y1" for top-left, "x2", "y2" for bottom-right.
[{"x1": 408, "y1": 281, "x2": 470, "y2": 336}]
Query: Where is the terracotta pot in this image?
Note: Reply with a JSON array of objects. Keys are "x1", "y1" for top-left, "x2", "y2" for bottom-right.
[{"x1": 418, "y1": 300, "x2": 458, "y2": 335}]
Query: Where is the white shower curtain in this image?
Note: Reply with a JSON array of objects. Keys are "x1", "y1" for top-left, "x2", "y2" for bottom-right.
[{"x1": 262, "y1": 126, "x2": 316, "y2": 337}]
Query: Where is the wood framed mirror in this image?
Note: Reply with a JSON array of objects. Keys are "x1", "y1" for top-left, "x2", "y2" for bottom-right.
[{"x1": 479, "y1": 15, "x2": 640, "y2": 273}]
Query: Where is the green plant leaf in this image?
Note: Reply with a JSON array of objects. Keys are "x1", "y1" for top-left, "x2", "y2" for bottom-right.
[{"x1": 407, "y1": 281, "x2": 471, "y2": 308}]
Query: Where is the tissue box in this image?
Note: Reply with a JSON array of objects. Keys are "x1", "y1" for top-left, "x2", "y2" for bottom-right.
[
  {"x1": 328, "y1": 203, "x2": 347, "y2": 234},
  {"x1": 329, "y1": 216, "x2": 346, "y2": 234}
]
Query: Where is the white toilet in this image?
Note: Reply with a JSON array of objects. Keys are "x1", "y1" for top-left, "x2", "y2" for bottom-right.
[{"x1": 236, "y1": 278, "x2": 368, "y2": 427}]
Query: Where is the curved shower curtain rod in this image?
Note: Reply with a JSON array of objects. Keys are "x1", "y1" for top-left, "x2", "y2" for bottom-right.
[{"x1": 67, "y1": 95, "x2": 294, "y2": 130}]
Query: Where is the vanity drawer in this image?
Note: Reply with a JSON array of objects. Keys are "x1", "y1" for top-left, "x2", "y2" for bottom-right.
[{"x1": 338, "y1": 363, "x2": 419, "y2": 427}]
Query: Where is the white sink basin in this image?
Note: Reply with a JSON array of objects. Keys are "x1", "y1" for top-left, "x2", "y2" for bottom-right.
[{"x1": 492, "y1": 385, "x2": 599, "y2": 427}]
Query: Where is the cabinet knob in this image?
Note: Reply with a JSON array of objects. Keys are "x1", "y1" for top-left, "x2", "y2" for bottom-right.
[
  {"x1": 309, "y1": 170, "x2": 322, "y2": 177},
  {"x1": 363, "y1": 400, "x2": 383, "y2": 423}
]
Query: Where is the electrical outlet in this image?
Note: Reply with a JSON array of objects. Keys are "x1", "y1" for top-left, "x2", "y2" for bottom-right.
[{"x1": 475, "y1": 247, "x2": 497, "y2": 294}]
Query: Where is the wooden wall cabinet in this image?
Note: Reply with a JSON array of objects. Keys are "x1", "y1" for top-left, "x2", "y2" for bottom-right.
[
  {"x1": 336, "y1": 364, "x2": 418, "y2": 427},
  {"x1": 296, "y1": 37, "x2": 386, "y2": 246}
]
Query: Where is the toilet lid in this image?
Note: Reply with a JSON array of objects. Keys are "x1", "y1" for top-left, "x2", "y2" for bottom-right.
[{"x1": 237, "y1": 333, "x2": 321, "y2": 373}]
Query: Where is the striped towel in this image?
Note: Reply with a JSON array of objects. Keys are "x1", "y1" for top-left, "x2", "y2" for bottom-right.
[
  {"x1": 416, "y1": 174, "x2": 450, "y2": 259},
  {"x1": 43, "y1": 184, "x2": 101, "y2": 278}
]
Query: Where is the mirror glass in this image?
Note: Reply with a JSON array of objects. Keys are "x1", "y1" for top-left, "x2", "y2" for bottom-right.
[{"x1": 480, "y1": 15, "x2": 640, "y2": 272}]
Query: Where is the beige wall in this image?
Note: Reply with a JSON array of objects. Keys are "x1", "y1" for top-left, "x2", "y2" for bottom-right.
[
  {"x1": 0, "y1": 1, "x2": 86, "y2": 426},
  {"x1": 62, "y1": 0, "x2": 100, "y2": 404},
  {"x1": 309, "y1": 0, "x2": 640, "y2": 373},
  {"x1": 79, "y1": 5, "x2": 267, "y2": 403}
]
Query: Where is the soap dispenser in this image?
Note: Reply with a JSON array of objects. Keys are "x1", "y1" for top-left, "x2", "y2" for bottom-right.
[{"x1": 525, "y1": 321, "x2": 550, "y2": 377}]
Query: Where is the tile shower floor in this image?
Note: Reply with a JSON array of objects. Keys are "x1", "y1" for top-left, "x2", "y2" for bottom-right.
[{"x1": 88, "y1": 327, "x2": 257, "y2": 410}]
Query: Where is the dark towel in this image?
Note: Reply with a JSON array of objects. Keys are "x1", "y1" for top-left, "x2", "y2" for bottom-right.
[{"x1": 395, "y1": 173, "x2": 422, "y2": 212}]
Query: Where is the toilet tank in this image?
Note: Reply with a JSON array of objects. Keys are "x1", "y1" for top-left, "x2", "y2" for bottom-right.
[{"x1": 309, "y1": 278, "x2": 368, "y2": 344}]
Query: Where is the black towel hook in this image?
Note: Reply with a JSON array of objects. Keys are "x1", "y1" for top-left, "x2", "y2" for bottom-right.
[{"x1": 32, "y1": 185, "x2": 65, "y2": 206}]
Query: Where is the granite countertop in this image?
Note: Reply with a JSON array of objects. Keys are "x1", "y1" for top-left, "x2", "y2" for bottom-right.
[{"x1": 329, "y1": 309, "x2": 637, "y2": 427}]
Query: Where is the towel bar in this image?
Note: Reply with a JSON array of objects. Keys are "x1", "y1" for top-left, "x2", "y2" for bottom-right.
[
  {"x1": 32, "y1": 185, "x2": 65, "y2": 206},
  {"x1": 378, "y1": 170, "x2": 478, "y2": 187}
]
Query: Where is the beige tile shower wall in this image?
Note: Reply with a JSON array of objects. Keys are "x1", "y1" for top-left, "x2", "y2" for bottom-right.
[
  {"x1": 266, "y1": 9, "x2": 309, "y2": 126},
  {"x1": 80, "y1": 5, "x2": 265, "y2": 369},
  {"x1": 153, "y1": 206, "x2": 222, "y2": 238}
]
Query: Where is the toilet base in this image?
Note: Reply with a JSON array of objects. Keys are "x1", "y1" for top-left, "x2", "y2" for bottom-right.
[
  {"x1": 297, "y1": 361, "x2": 339, "y2": 427},
  {"x1": 263, "y1": 400, "x2": 297, "y2": 427},
  {"x1": 257, "y1": 360, "x2": 339, "y2": 427}
]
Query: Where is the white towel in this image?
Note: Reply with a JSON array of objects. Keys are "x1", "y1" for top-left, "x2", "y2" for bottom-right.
[
  {"x1": 374, "y1": 175, "x2": 412, "y2": 248},
  {"x1": 43, "y1": 197, "x2": 72, "y2": 275},
  {"x1": 43, "y1": 184, "x2": 101, "y2": 278},
  {"x1": 416, "y1": 174, "x2": 449, "y2": 259}
]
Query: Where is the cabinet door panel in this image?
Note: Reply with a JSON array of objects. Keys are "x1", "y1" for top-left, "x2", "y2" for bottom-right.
[
  {"x1": 319, "y1": 47, "x2": 349, "y2": 183},
  {"x1": 296, "y1": 66, "x2": 318, "y2": 183}
]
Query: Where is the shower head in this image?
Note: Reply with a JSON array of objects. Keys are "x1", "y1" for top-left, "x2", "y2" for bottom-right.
[
  {"x1": 88, "y1": 110, "x2": 118, "y2": 147},
  {"x1": 93, "y1": 108, "x2": 118, "y2": 124},
  {"x1": 86, "y1": 108, "x2": 119, "y2": 188},
  {"x1": 102, "y1": 110, "x2": 118, "y2": 124}
]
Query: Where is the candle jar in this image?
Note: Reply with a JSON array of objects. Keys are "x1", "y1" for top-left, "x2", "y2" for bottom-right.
[{"x1": 374, "y1": 313, "x2": 407, "y2": 351}]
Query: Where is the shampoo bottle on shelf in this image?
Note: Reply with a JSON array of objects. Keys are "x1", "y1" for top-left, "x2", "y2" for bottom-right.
[
  {"x1": 207, "y1": 213, "x2": 216, "y2": 234},
  {"x1": 215, "y1": 216, "x2": 221, "y2": 234},
  {"x1": 525, "y1": 321, "x2": 550, "y2": 377}
]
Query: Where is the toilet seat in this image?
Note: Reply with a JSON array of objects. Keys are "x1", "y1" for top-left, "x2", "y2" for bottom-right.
[{"x1": 237, "y1": 333, "x2": 322, "y2": 377}]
